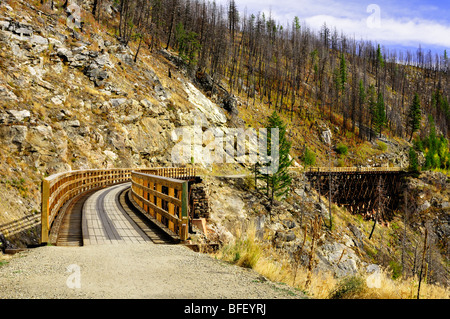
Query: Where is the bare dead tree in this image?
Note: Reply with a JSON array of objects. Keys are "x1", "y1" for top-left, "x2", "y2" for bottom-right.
[
  {"x1": 368, "y1": 177, "x2": 388, "y2": 240},
  {"x1": 401, "y1": 184, "x2": 409, "y2": 277},
  {"x1": 417, "y1": 227, "x2": 428, "y2": 299},
  {"x1": 292, "y1": 224, "x2": 307, "y2": 286},
  {"x1": 305, "y1": 215, "x2": 322, "y2": 289}
]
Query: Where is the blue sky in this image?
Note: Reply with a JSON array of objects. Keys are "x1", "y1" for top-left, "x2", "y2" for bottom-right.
[{"x1": 216, "y1": 0, "x2": 450, "y2": 55}]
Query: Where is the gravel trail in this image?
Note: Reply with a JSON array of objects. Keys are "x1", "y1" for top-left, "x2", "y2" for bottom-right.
[{"x1": 0, "y1": 244, "x2": 306, "y2": 299}]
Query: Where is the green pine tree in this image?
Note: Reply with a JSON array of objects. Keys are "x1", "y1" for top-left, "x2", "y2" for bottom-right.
[
  {"x1": 408, "y1": 93, "x2": 421, "y2": 142},
  {"x1": 257, "y1": 111, "x2": 293, "y2": 205},
  {"x1": 367, "y1": 84, "x2": 376, "y2": 140},
  {"x1": 373, "y1": 93, "x2": 387, "y2": 137},
  {"x1": 408, "y1": 147, "x2": 420, "y2": 177},
  {"x1": 376, "y1": 44, "x2": 385, "y2": 68}
]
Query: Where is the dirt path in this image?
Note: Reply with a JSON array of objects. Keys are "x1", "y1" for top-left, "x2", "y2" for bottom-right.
[{"x1": 0, "y1": 244, "x2": 306, "y2": 299}]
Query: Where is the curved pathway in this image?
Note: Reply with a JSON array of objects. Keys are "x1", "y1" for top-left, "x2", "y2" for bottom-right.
[{"x1": 82, "y1": 183, "x2": 151, "y2": 245}]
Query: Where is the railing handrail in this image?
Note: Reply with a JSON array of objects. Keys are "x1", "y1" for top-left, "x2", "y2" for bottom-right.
[
  {"x1": 130, "y1": 171, "x2": 190, "y2": 241},
  {"x1": 307, "y1": 166, "x2": 403, "y2": 173}
]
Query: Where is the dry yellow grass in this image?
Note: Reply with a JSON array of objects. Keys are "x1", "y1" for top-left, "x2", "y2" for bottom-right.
[{"x1": 212, "y1": 221, "x2": 450, "y2": 299}]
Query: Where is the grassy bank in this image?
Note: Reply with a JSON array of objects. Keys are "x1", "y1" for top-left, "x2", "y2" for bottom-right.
[{"x1": 212, "y1": 223, "x2": 450, "y2": 299}]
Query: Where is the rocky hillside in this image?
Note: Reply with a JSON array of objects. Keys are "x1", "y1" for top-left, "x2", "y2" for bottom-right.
[
  {"x1": 0, "y1": 0, "x2": 239, "y2": 245},
  {"x1": 0, "y1": 0, "x2": 448, "y2": 295},
  {"x1": 200, "y1": 170, "x2": 449, "y2": 291}
]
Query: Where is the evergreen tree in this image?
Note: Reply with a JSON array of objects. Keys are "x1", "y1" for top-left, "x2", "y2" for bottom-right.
[
  {"x1": 367, "y1": 84, "x2": 377, "y2": 140},
  {"x1": 358, "y1": 80, "x2": 366, "y2": 139},
  {"x1": 174, "y1": 23, "x2": 201, "y2": 65},
  {"x1": 408, "y1": 147, "x2": 420, "y2": 177},
  {"x1": 408, "y1": 93, "x2": 421, "y2": 142},
  {"x1": 375, "y1": 44, "x2": 384, "y2": 89},
  {"x1": 424, "y1": 115, "x2": 438, "y2": 169},
  {"x1": 257, "y1": 111, "x2": 293, "y2": 204},
  {"x1": 372, "y1": 93, "x2": 387, "y2": 137}
]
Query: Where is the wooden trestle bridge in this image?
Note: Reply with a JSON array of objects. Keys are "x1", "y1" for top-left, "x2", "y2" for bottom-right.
[
  {"x1": 305, "y1": 167, "x2": 406, "y2": 218},
  {"x1": 40, "y1": 167, "x2": 199, "y2": 246}
]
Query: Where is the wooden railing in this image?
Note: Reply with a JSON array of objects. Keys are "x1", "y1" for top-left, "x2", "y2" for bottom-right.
[
  {"x1": 155, "y1": 167, "x2": 196, "y2": 180},
  {"x1": 306, "y1": 166, "x2": 403, "y2": 173},
  {"x1": 40, "y1": 167, "x2": 196, "y2": 243},
  {"x1": 41, "y1": 169, "x2": 131, "y2": 243},
  {"x1": 130, "y1": 172, "x2": 189, "y2": 241}
]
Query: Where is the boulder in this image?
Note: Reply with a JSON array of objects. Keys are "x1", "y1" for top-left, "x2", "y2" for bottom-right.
[
  {"x1": 110, "y1": 98, "x2": 127, "y2": 108},
  {"x1": 0, "y1": 85, "x2": 18, "y2": 101},
  {"x1": 7, "y1": 109, "x2": 30, "y2": 122},
  {"x1": 65, "y1": 120, "x2": 81, "y2": 127},
  {"x1": 94, "y1": 52, "x2": 112, "y2": 68},
  {"x1": 221, "y1": 94, "x2": 238, "y2": 115},
  {"x1": 51, "y1": 96, "x2": 64, "y2": 105},
  {"x1": 282, "y1": 219, "x2": 296, "y2": 229},
  {"x1": 14, "y1": 27, "x2": 33, "y2": 36},
  {"x1": 56, "y1": 47, "x2": 73, "y2": 63},
  {"x1": 318, "y1": 242, "x2": 360, "y2": 277},
  {"x1": 315, "y1": 201, "x2": 329, "y2": 218},
  {"x1": 347, "y1": 223, "x2": 364, "y2": 248},
  {"x1": 418, "y1": 200, "x2": 431, "y2": 213},
  {"x1": 11, "y1": 125, "x2": 28, "y2": 145},
  {"x1": 30, "y1": 35, "x2": 48, "y2": 46},
  {"x1": 33, "y1": 125, "x2": 53, "y2": 139},
  {"x1": 117, "y1": 53, "x2": 133, "y2": 65},
  {"x1": 84, "y1": 66, "x2": 108, "y2": 87},
  {"x1": 321, "y1": 128, "x2": 332, "y2": 145},
  {"x1": 103, "y1": 150, "x2": 118, "y2": 161},
  {"x1": 140, "y1": 99, "x2": 164, "y2": 116},
  {"x1": 196, "y1": 70, "x2": 214, "y2": 92},
  {"x1": 275, "y1": 230, "x2": 296, "y2": 242}
]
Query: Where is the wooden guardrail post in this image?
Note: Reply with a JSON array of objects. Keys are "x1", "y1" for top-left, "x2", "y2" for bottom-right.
[
  {"x1": 168, "y1": 187, "x2": 175, "y2": 232},
  {"x1": 41, "y1": 179, "x2": 50, "y2": 244},
  {"x1": 180, "y1": 181, "x2": 189, "y2": 241},
  {"x1": 156, "y1": 184, "x2": 162, "y2": 222}
]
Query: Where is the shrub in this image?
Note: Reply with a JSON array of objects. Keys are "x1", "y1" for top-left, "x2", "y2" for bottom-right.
[
  {"x1": 389, "y1": 260, "x2": 403, "y2": 280},
  {"x1": 336, "y1": 143, "x2": 348, "y2": 156},
  {"x1": 328, "y1": 275, "x2": 366, "y2": 299},
  {"x1": 337, "y1": 157, "x2": 346, "y2": 167},
  {"x1": 377, "y1": 141, "x2": 387, "y2": 151},
  {"x1": 218, "y1": 226, "x2": 261, "y2": 269},
  {"x1": 302, "y1": 147, "x2": 316, "y2": 166}
]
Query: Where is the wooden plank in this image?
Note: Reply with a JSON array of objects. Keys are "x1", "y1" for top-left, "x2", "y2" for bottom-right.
[
  {"x1": 168, "y1": 187, "x2": 175, "y2": 232},
  {"x1": 180, "y1": 182, "x2": 189, "y2": 241},
  {"x1": 131, "y1": 181, "x2": 182, "y2": 207},
  {"x1": 156, "y1": 184, "x2": 162, "y2": 223},
  {"x1": 132, "y1": 173, "x2": 185, "y2": 190},
  {"x1": 132, "y1": 191, "x2": 181, "y2": 226},
  {"x1": 41, "y1": 179, "x2": 50, "y2": 244},
  {"x1": 149, "y1": 180, "x2": 154, "y2": 217}
]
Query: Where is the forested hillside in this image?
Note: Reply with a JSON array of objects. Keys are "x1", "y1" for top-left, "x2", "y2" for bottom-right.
[{"x1": 96, "y1": 0, "x2": 450, "y2": 168}]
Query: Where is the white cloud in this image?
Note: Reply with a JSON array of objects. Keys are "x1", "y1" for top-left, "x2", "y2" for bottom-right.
[
  {"x1": 304, "y1": 15, "x2": 450, "y2": 48},
  {"x1": 216, "y1": 0, "x2": 450, "y2": 49}
]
